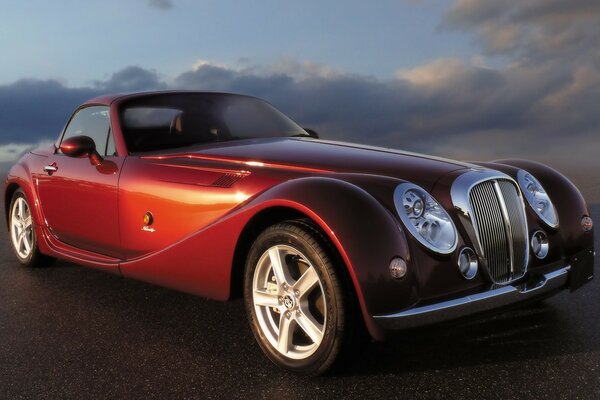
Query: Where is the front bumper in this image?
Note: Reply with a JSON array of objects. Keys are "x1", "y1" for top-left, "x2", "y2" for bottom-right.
[{"x1": 374, "y1": 248, "x2": 594, "y2": 330}]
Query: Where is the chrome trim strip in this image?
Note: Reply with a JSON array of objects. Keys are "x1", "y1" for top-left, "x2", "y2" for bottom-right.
[
  {"x1": 497, "y1": 180, "x2": 530, "y2": 281},
  {"x1": 494, "y1": 180, "x2": 515, "y2": 278},
  {"x1": 373, "y1": 267, "x2": 570, "y2": 330}
]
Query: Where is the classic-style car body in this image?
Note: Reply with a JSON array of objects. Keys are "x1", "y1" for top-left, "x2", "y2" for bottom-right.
[{"x1": 4, "y1": 91, "x2": 594, "y2": 373}]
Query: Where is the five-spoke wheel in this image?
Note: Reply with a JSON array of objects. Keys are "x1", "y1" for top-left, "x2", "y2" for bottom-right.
[
  {"x1": 252, "y1": 244, "x2": 326, "y2": 359},
  {"x1": 10, "y1": 195, "x2": 34, "y2": 260},
  {"x1": 244, "y1": 220, "x2": 359, "y2": 375}
]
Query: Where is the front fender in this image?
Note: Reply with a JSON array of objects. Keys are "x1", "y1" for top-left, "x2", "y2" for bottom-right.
[
  {"x1": 479, "y1": 159, "x2": 593, "y2": 256},
  {"x1": 248, "y1": 176, "x2": 412, "y2": 340}
]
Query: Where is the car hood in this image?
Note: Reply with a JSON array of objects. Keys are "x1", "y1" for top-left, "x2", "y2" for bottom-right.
[{"x1": 141, "y1": 137, "x2": 474, "y2": 189}]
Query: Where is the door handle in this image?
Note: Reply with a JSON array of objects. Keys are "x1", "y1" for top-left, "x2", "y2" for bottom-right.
[{"x1": 43, "y1": 163, "x2": 58, "y2": 176}]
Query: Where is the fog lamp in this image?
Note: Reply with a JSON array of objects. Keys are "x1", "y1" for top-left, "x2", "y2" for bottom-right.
[
  {"x1": 457, "y1": 247, "x2": 478, "y2": 280},
  {"x1": 389, "y1": 258, "x2": 407, "y2": 279},
  {"x1": 531, "y1": 231, "x2": 549, "y2": 259},
  {"x1": 582, "y1": 216, "x2": 593, "y2": 232}
]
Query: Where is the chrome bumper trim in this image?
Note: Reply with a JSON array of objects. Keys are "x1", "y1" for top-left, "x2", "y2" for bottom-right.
[{"x1": 373, "y1": 267, "x2": 570, "y2": 330}]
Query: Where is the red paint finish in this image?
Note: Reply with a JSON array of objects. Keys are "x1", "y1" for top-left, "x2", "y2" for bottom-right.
[
  {"x1": 3, "y1": 91, "x2": 594, "y2": 340},
  {"x1": 35, "y1": 152, "x2": 122, "y2": 257}
]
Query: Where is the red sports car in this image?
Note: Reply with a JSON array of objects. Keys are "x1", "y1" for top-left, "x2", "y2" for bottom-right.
[{"x1": 4, "y1": 91, "x2": 594, "y2": 374}]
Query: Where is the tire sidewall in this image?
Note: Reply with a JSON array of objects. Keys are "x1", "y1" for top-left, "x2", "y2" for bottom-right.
[{"x1": 243, "y1": 223, "x2": 343, "y2": 374}]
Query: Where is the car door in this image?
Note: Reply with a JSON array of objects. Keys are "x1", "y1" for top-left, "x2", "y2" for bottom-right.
[{"x1": 35, "y1": 105, "x2": 123, "y2": 257}]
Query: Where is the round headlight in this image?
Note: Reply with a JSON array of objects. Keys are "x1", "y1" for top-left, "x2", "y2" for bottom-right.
[
  {"x1": 517, "y1": 170, "x2": 558, "y2": 228},
  {"x1": 394, "y1": 183, "x2": 458, "y2": 254}
]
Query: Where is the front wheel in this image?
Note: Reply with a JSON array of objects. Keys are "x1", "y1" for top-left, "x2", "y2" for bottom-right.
[
  {"x1": 244, "y1": 220, "x2": 360, "y2": 375},
  {"x1": 8, "y1": 189, "x2": 54, "y2": 267}
]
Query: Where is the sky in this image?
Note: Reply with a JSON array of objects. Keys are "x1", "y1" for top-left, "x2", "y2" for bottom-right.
[
  {"x1": 0, "y1": 0, "x2": 599, "y2": 180},
  {"x1": 0, "y1": 0, "x2": 471, "y2": 85}
]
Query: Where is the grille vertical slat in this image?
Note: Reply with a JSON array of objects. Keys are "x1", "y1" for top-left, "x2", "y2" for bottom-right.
[
  {"x1": 468, "y1": 179, "x2": 528, "y2": 284},
  {"x1": 498, "y1": 181, "x2": 528, "y2": 278}
]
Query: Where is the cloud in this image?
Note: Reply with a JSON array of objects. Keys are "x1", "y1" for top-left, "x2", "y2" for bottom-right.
[
  {"x1": 0, "y1": 79, "x2": 99, "y2": 143},
  {"x1": 93, "y1": 66, "x2": 167, "y2": 92},
  {"x1": 1, "y1": 55, "x2": 597, "y2": 167},
  {"x1": 1, "y1": 1, "x2": 598, "y2": 170},
  {"x1": 433, "y1": 0, "x2": 600, "y2": 165},
  {"x1": 442, "y1": 0, "x2": 600, "y2": 61},
  {"x1": 147, "y1": 0, "x2": 174, "y2": 10}
]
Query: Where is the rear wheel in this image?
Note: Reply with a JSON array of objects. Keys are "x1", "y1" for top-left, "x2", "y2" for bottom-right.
[
  {"x1": 9, "y1": 189, "x2": 54, "y2": 267},
  {"x1": 244, "y1": 220, "x2": 361, "y2": 375}
]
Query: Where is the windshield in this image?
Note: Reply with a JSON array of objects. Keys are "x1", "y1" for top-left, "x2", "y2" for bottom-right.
[{"x1": 119, "y1": 93, "x2": 308, "y2": 153}]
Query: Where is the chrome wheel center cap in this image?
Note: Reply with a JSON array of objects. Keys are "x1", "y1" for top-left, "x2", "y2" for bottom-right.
[{"x1": 283, "y1": 295, "x2": 295, "y2": 310}]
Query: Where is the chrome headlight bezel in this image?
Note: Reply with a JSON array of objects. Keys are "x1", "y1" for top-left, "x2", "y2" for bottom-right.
[
  {"x1": 517, "y1": 170, "x2": 559, "y2": 229},
  {"x1": 393, "y1": 183, "x2": 458, "y2": 254}
]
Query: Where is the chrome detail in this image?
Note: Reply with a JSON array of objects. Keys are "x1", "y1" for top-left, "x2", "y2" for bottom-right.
[
  {"x1": 283, "y1": 295, "x2": 295, "y2": 309},
  {"x1": 457, "y1": 247, "x2": 478, "y2": 280},
  {"x1": 374, "y1": 267, "x2": 570, "y2": 330},
  {"x1": 43, "y1": 164, "x2": 58, "y2": 175},
  {"x1": 252, "y1": 245, "x2": 326, "y2": 360},
  {"x1": 394, "y1": 182, "x2": 458, "y2": 254},
  {"x1": 493, "y1": 181, "x2": 515, "y2": 277},
  {"x1": 531, "y1": 230, "x2": 549, "y2": 259},
  {"x1": 10, "y1": 197, "x2": 34, "y2": 259},
  {"x1": 451, "y1": 169, "x2": 529, "y2": 284},
  {"x1": 497, "y1": 180, "x2": 529, "y2": 280}
]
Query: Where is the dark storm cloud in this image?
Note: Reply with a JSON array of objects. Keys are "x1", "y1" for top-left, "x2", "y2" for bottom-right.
[
  {"x1": 147, "y1": 0, "x2": 174, "y2": 11},
  {"x1": 172, "y1": 58, "x2": 599, "y2": 162},
  {"x1": 0, "y1": 67, "x2": 166, "y2": 144},
  {"x1": 93, "y1": 66, "x2": 167, "y2": 92},
  {"x1": 0, "y1": 79, "x2": 99, "y2": 142}
]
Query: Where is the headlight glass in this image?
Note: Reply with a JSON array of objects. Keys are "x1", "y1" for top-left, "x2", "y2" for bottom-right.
[
  {"x1": 517, "y1": 170, "x2": 558, "y2": 228},
  {"x1": 394, "y1": 183, "x2": 458, "y2": 254}
]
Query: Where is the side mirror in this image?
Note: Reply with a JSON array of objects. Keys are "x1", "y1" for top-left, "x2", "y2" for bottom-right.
[
  {"x1": 304, "y1": 128, "x2": 319, "y2": 139},
  {"x1": 60, "y1": 135, "x2": 103, "y2": 166}
]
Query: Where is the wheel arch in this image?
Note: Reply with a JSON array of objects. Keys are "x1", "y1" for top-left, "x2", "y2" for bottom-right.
[
  {"x1": 4, "y1": 182, "x2": 20, "y2": 228},
  {"x1": 230, "y1": 206, "x2": 307, "y2": 300},
  {"x1": 228, "y1": 177, "x2": 411, "y2": 340}
]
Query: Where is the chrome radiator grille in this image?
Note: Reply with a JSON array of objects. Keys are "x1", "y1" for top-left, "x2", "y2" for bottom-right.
[{"x1": 468, "y1": 179, "x2": 528, "y2": 283}]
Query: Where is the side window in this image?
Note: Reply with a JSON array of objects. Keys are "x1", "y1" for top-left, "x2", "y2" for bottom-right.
[{"x1": 61, "y1": 106, "x2": 111, "y2": 156}]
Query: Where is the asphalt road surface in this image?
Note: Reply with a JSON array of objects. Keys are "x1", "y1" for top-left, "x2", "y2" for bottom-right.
[{"x1": 1, "y1": 199, "x2": 598, "y2": 399}]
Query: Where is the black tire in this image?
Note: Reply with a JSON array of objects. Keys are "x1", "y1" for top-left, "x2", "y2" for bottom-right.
[
  {"x1": 243, "y1": 219, "x2": 363, "y2": 375},
  {"x1": 8, "y1": 189, "x2": 55, "y2": 267}
]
